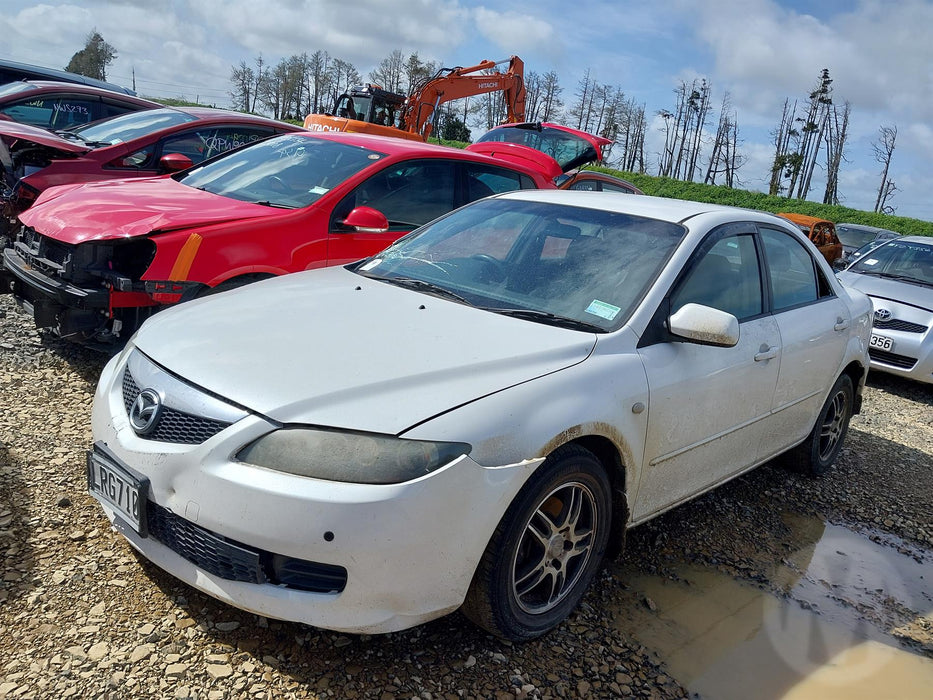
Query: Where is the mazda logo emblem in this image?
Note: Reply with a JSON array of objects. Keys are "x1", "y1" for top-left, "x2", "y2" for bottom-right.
[
  {"x1": 874, "y1": 308, "x2": 892, "y2": 322},
  {"x1": 129, "y1": 389, "x2": 163, "y2": 435}
]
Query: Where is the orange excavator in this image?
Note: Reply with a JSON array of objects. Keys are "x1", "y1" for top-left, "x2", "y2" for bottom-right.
[{"x1": 304, "y1": 56, "x2": 525, "y2": 142}]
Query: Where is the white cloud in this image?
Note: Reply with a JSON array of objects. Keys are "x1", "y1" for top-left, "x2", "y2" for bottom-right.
[{"x1": 472, "y1": 7, "x2": 556, "y2": 55}]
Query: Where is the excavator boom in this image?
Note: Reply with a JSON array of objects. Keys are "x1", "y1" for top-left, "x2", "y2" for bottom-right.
[{"x1": 304, "y1": 56, "x2": 525, "y2": 141}]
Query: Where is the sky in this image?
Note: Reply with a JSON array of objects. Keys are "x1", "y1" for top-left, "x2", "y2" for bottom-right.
[{"x1": 1, "y1": 0, "x2": 930, "y2": 221}]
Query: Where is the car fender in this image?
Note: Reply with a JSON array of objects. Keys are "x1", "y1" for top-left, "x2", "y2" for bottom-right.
[{"x1": 400, "y1": 326, "x2": 648, "y2": 504}]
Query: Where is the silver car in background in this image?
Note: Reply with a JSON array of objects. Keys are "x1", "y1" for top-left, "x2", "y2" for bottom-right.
[
  {"x1": 836, "y1": 223, "x2": 901, "y2": 261},
  {"x1": 838, "y1": 236, "x2": 933, "y2": 384}
]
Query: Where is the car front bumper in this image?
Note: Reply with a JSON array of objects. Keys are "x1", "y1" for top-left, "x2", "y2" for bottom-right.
[
  {"x1": 91, "y1": 351, "x2": 542, "y2": 634},
  {"x1": 866, "y1": 299, "x2": 933, "y2": 385}
]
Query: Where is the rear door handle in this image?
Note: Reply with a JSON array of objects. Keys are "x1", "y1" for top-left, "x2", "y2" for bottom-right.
[
  {"x1": 754, "y1": 344, "x2": 778, "y2": 362},
  {"x1": 834, "y1": 317, "x2": 850, "y2": 331}
]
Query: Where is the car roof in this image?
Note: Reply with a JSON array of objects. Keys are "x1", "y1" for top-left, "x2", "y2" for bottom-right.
[
  {"x1": 490, "y1": 189, "x2": 792, "y2": 225},
  {"x1": 0, "y1": 80, "x2": 161, "y2": 106},
  {"x1": 166, "y1": 106, "x2": 290, "y2": 124},
  {"x1": 897, "y1": 236, "x2": 933, "y2": 246},
  {"x1": 0, "y1": 58, "x2": 136, "y2": 94},
  {"x1": 292, "y1": 129, "x2": 559, "y2": 179},
  {"x1": 777, "y1": 212, "x2": 833, "y2": 228},
  {"x1": 836, "y1": 222, "x2": 900, "y2": 235},
  {"x1": 299, "y1": 129, "x2": 481, "y2": 155}
]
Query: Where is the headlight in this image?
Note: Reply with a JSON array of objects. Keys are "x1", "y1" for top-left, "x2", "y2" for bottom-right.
[{"x1": 237, "y1": 427, "x2": 471, "y2": 484}]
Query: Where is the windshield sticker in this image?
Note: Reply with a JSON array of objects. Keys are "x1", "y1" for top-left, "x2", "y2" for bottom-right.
[
  {"x1": 308, "y1": 186, "x2": 329, "y2": 195},
  {"x1": 585, "y1": 300, "x2": 620, "y2": 321},
  {"x1": 368, "y1": 154, "x2": 381, "y2": 160},
  {"x1": 360, "y1": 258, "x2": 382, "y2": 271},
  {"x1": 863, "y1": 259, "x2": 879, "y2": 266}
]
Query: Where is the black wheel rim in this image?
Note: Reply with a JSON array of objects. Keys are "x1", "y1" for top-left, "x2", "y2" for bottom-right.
[{"x1": 510, "y1": 481, "x2": 598, "y2": 615}]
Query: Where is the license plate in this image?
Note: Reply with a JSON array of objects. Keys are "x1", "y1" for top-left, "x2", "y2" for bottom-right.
[
  {"x1": 869, "y1": 333, "x2": 893, "y2": 351},
  {"x1": 87, "y1": 445, "x2": 148, "y2": 536}
]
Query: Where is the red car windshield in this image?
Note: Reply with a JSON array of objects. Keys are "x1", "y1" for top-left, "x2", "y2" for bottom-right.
[
  {"x1": 179, "y1": 134, "x2": 386, "y2": 209},
  {"x1": 70, "y1": 108, "x2": 196, "y2": 145}
]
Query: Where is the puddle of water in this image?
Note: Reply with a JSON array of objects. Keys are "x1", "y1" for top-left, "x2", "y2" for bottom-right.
[{"x1": 613, "y1": 516, "x2": 933, "y2": 699}]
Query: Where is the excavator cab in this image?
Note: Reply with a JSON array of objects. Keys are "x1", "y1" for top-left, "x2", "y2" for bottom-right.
[{"x1": 334, "y1": 85, "x2": 404, "y2": 127}]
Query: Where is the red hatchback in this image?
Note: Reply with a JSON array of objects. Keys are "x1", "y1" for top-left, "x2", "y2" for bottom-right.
[
  {"x1": 0, "y1": 106, "x2": 301, "y2": 235},
  {"x1": 2, "y1": 127, "x2": 608, "y2": 345},
  {"x1": 0, "y1": 80, "x2": 161, "y2": 130}
]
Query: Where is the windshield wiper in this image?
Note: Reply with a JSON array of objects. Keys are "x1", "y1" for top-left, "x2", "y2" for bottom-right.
[
  {"x1": 859, "y1": 271, "x2": 931, "y2": 285},
  {"x1": 253, "y1": 200, "x2": 293, "y2": 209},
  {"x1": 376, "y1": 276, "x2": 472, "y2": 304},
  {"x1": 54, "y1": 130, "x2": 85, "y2": 142},
  {"x1": 482, "y1": 307, "x2": 604, "y2": 332},
  {"x1": 54, "y1": 131, "x2": 109, "y2": 147}
]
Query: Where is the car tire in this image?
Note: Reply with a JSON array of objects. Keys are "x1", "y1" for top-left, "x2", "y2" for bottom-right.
[
  {"x1": 784, "y1": 373, "x2": 854, "y2": 477},
  {"x1": 461, "y1": 444, "x2": 612, "y2": 641}
]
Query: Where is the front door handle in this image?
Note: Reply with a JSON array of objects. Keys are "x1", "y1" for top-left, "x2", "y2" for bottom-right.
[
  {"x1": 754, "y1": 344, "x2": 778, "y2": 362},
  {"x1": 834, "y1": 316, "x2": 850, "y2": 331}
]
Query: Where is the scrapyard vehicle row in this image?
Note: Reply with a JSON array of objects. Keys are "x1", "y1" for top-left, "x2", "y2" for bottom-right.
[{"x1": 0, "y1": 116, "x2": 612, "y2": 344}]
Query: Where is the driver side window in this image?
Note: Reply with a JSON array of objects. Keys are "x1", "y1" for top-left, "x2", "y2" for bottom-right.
[
  {"x1": 333, "y1": 160, "x2": 457, "y2": 232},
  {"x1": 671, "y1": 234, "x2": 763, "y2": 321}
]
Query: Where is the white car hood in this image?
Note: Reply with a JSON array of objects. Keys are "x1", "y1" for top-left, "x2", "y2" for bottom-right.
[
  {"x1": 838, "y1": 272, "x2": 933, "y2": 312},
  {"x1": 133, "y1": 267, "x2": 597, "y2": 434}
]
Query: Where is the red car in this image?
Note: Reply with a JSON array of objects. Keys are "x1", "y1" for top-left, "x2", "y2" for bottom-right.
[
  {"x1": 0, "y1": 80, "x2": 161, "y2": 130},
  {"x1": 0, "y1": 106, "x2": 301, "y2": 235},
  {"x1": 1, "y1": 126, "x2": 608, "y2": 345}
]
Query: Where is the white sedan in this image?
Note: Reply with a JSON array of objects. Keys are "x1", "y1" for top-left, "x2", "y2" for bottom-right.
[{"x1": 88, "y1": 191, "x2": 872, "y2": 640}]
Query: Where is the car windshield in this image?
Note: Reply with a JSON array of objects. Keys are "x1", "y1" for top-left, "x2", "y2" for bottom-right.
[
  {"x1": 179, "y1": 134, "x2": 385, "y2": 209},
  {"x1": 353, "y1": 198, "x2": 685, "y2": 332},
  {"x1": 848, "y1": 240, "x2": 933, "y2": 285},
  {"x1": 0, "y1": 82, "x2": 34, "y2": 97},
  {"x1": 70, "y1": 108, "x2": 196, "y2": 145}
]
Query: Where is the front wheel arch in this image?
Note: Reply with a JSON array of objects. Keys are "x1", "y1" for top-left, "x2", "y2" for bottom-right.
[{"x1": 461, "y1": 443, "x2": 614, "y2": 640}]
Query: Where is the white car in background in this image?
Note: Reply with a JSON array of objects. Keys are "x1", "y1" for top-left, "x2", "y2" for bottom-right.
[
  {"x1": 838, "y1": 235, "x2": 933, "y2": 384},
  {"x1": 88, "y1": 191, "x2": 872, "y2": 640}
]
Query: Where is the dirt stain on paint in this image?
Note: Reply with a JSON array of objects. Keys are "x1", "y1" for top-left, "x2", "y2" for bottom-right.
[{"x1": 611, "y1": 514, "x2": 933, "y2": 699}]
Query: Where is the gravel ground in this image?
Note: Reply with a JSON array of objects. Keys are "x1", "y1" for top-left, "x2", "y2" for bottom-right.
[{"x1": 1, "y1": 294, "x2": 930, "y2": 699}]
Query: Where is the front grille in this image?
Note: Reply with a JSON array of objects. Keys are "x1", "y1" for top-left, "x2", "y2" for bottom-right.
[
  {"x1": 122, "y1": 370, "x2": 230, "y2": 444},
  {"x1": 869, "y1": 348, "x2": 917, "y2": 369},
  {"x1": 147, "y1": 502, "x2": 266, "y2": 584},
  {"x1": 873, "y1": 318, "x2": 928, "y2": 334},
  {"x1": 15, "y1": 226, "x2": 75, "y2": 277},
  {"x1": 146, "y1": 502, "x2": 348, "y2": 593}
]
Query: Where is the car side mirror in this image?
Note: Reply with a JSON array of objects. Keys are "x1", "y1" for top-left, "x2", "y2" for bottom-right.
[
  {"x1": 159, "y1": 153, "x2": 194, "y2": 173},
  {"x1": 338, "y1": 206, "x2": 389, "y2": 233},
  {"x1": 832, "y1": 257, "x2": 848, "y2": 271},
  {"x1": 669, "y1": 303, "x2": 739, "y2": 347}
]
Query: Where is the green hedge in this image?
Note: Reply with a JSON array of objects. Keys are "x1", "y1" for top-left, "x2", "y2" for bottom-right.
[{"x1": 587, "y1": 166, "x2": 933, "y2": 237}]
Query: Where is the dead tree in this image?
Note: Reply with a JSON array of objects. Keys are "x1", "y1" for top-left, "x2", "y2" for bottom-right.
[
  {"x1": 822, "y1": 101, "x2": 850, "y2": 205},
  {"x1": 768, "y1": 99, "x2": 797, "y2": 195},
  {"x1": 873, "y1": 125, "x2": 898, "y2": 213},
  {"x1": 792, "y1": 69, "x2": 833, "y2": 199},
  {"x1": 705, "y1": 93, "x2": 743, "y2": 187}
]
